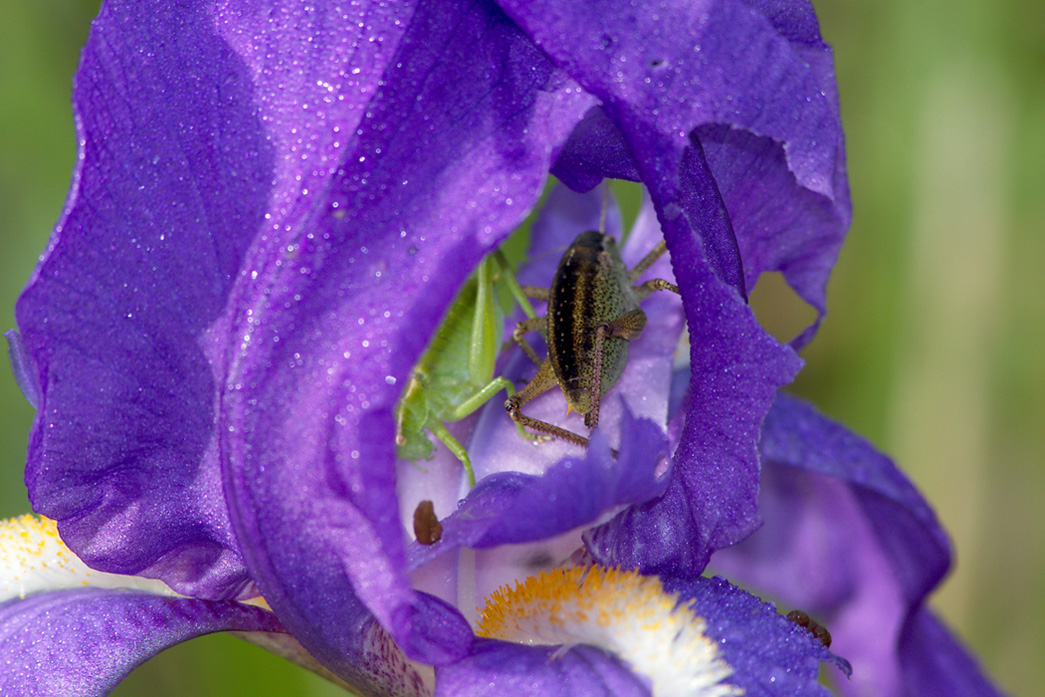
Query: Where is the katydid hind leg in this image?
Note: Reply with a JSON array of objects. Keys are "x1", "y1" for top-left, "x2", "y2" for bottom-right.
[
  {"x1": 585, "y1": 309, "x2": 647, "y2": 429},
  {"x1": 518, "y1": 285, "x2": 551, "y2": 302},
  {"x1": 512, "y1": 316, "x2": 546, "y2": 366},
  {"x1": 444, "y1": 376, "x2": 545, "y2": 442},
  {"x1": 628, "y1": 239, "x2": 669, "y2": 281},
  {"x1": 427, "y1": 420, "x2": 477, "y2": 488},
  {"x1": 506, "y1": 359, "x2": 589, "y2": 448},
  {"x1": 586, "y1": 322, "x2": 613, "y2": 430}
]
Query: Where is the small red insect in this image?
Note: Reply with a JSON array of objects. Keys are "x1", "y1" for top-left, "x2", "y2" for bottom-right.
[{"x1": 786, "y1": 609, "x2": 832, "y2": 648}]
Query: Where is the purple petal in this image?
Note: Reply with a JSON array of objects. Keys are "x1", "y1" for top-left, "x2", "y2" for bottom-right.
[
  {"x1": 711, "y1": 394, "x2": 999, "y2": 697},
  {"x1": 584, "y1": 178, "x2": 802, "y2": 575},
  {"x1": 0, "y1": 589, "x2": 284, "y2": 697},
  {"x1": 551, "y1": 107, "x2": 641, "y2": 192},
  {"x1": 3, "y1": 331, "x2": 40, "y2": 410},
  {"x1": 498, "y1": 0, "x2": 841, "y2": 196},
  {"x1": 15, "y1": 0, "x2": 284, "y2": 598},
  {"x1": 220, "y1": 0, "x2": 594, "y2": 668},
  {"x1": 492, "y1": 1, "x2": 812, "y2": 574},
  {"x1": 437, "y1": 575, "x2": 845, "y2": 697},
  {"x1": 505, "y1": 0, "x2": 850, "y2": 344},
  {"x1": 436, "y1": 639, "x2": 651, "y2": 697},
  {"x1": 759, "y1": 393, "x2": 951, "y2": 605},
  {"x1": 899, "y1": 609, "x2": 1010, "y2": 697},
  {"x1": 662, "y1": 575, "x2": 849, "y2": 694},
  {"x1": 698, "y1": 124, "x2": 848, "y2": 348},
  {"x1": 408, "y1": 409, "x2": 669, "y2": 570}
]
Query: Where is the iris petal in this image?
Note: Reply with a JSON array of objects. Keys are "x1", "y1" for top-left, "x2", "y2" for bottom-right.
[
  {"x1": 0, "y1": 588, "x2": 284, "y2": 697},
  {"x1": 16, "y1": 0, "x2": 277, "y2": 600},
  {"x1": 713, "y1": 393, "x2": 1003, "y2": 697},
  {"x1": 502, "y1": 0, "x2": 849, "y2": 345},
  {"x1": 220, "y1": 0, "x2": 594, "y2": 668},
  {"x1": 408, "y1": 408, "x2": 669, "y2": 572},
  {"x1": 438, "y1": 574, "x2": 844, "y2": 697}
]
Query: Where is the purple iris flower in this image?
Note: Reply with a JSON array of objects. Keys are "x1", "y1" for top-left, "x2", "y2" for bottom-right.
[{"x1": 0, "y1": 0, "x2": 1007, "y2": 695}]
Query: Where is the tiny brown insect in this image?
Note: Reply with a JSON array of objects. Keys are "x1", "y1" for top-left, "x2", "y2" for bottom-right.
[
  {"x1": 413, "y1": 500, "x2": 442, "y2": 545},
  {"x1": 786, "y1": 609, "x2": 833, "y2": 648}
]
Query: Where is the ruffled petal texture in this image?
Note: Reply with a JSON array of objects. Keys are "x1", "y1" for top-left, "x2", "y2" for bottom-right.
[
  {"x1": 506, "y1": 0, "x2": 850, "y2": 346},
  {"x1": 219, "y1": 0, "x2": 594, "y2": 671},
  {"x1": 15, "y1": 0, "x2": 852, "y2": 689},
  {"x1": 0, "y1": 589, "x2": 284, "y2": 697},
  {"x1": 16, "y1": 0, "x2": 277, "y2": 599},
  {"x1": 491, "y1": 0, "x2": 856, "y2": 575},
  {"x1": 712, "y1": 393, "x2": 1006, "y2": 697}
]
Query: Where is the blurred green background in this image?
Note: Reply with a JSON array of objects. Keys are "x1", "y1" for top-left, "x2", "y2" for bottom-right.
[{"x1": 0, "y1": 0, "x2": 1039, "y2": 695}]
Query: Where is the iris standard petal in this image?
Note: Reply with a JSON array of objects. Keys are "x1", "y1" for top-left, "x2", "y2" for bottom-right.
[
  {"x1": 584, "y1": 199, "x2": 802, "y2": 576},
  {"x1": 15, "y1": 0, "x2": 281, "y2": 599},
  {"x1": 502, "y1": 0, "x2": 849, "y2": 345},
  {"x1": 484, "y1": 1, "x2": 832, "y2": 573},
  {"x1": 220, "y1": 0, "x2": 595, "y2": 670},
  {"x1": 0, "y1": 588, "x2": 284, "y2": 697}
]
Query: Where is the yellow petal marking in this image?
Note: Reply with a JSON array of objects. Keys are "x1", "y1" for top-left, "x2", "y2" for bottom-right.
[
  {"x1": 477, "y1": 565, "x2": 743, "y2": 697},
  {"x1": 0, "y1": 513, "x2": 179, "y2": 602}
]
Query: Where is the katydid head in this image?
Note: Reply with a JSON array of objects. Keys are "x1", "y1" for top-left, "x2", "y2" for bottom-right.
[{"x1": 570, "y1": 230, "x2": 621, "y2": 258}]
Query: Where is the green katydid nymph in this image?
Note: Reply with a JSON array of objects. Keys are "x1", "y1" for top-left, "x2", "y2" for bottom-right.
[{"x1": 394, "y1": 251, "x2": 539, "y2": 488}]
